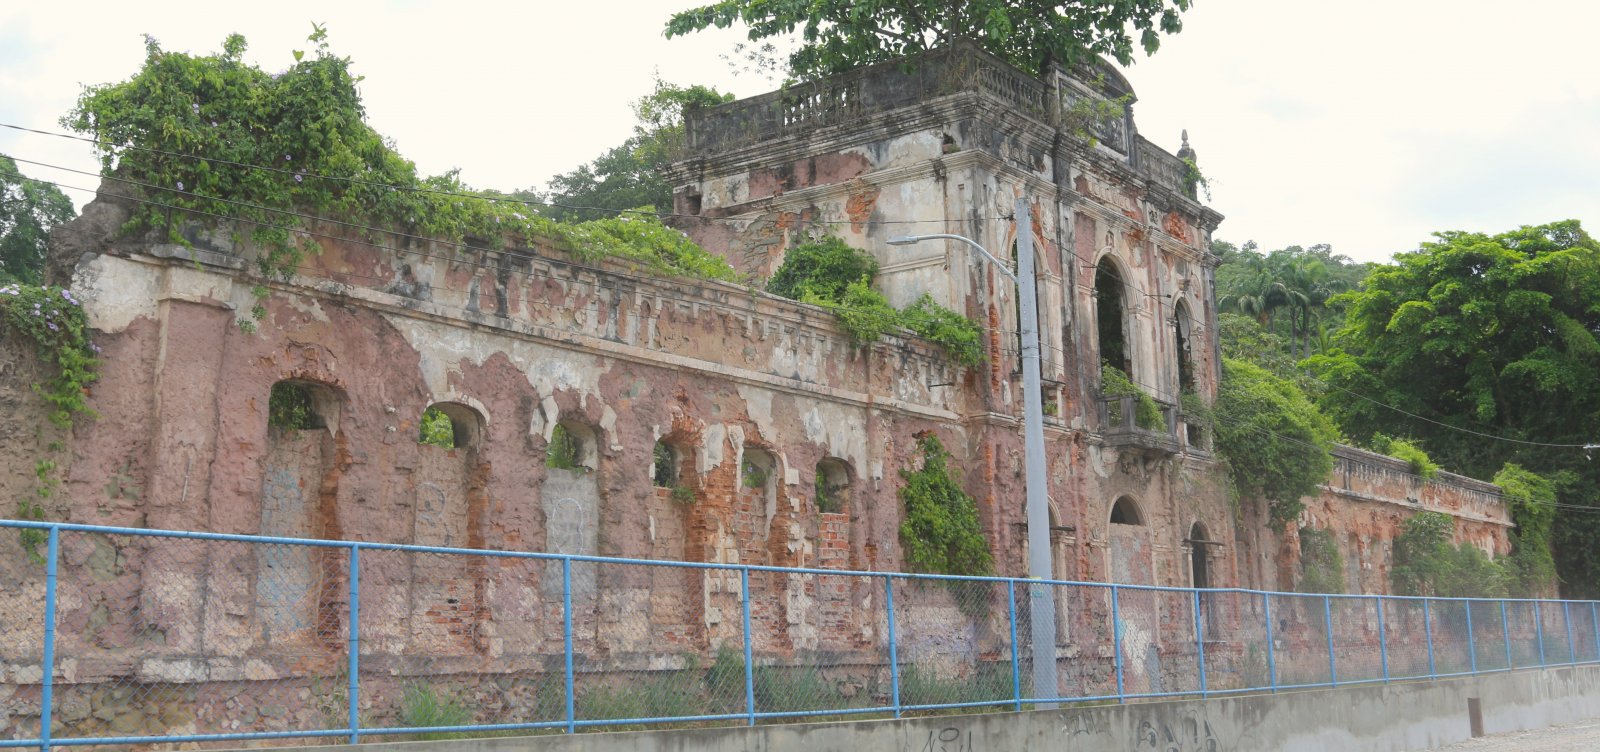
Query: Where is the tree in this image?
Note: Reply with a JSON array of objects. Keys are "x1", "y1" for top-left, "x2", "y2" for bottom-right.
[
  {"x1": 1305, "y1": 221, "x2": 1600, "y2": 596},
  {"x1": 533, "y1": 79, "x2": 732, "y2": 222},
  {"x1": 664, "y1": 0, "x2": 1193, "y2": 80},
  {"x1": 0, "y1": 155, "x2": 76, "y2": 284},
  {"x1": 1213, "y1": 357, "x2": 1340, "y2": 525}
]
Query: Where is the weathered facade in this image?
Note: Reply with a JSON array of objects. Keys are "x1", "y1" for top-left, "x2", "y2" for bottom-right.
[{"x1": 0, "y1": 42, "x2": 1514, "y2": 740}]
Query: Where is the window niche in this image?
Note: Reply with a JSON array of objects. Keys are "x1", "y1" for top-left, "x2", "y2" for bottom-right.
[
  {"x1": 546, "y1": 422, "x2": 597, "y2": 471},
  {"x1": 653, "y1": 440, "x2": 693, "y2": 503},
  {"x1": 741, "y1": 448, "x2": 776, "y2": 495},
  {"x1": 815, "y1": 458, "x2": 851, "y2": 514},
  {"x1": 267, "y1": 380, "x2": 341, "y2": 436},
  {"x1": 418, "y1": 402, "x2": 483, "y2": 450},
  {"x1": 1173, "y1": 300, "x2": 1195, "y2": 393}
]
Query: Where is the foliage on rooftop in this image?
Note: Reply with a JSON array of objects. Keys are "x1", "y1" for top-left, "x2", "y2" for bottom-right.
[{"x1": 62, "y1": 27, "x2": 737, "y2": 324}]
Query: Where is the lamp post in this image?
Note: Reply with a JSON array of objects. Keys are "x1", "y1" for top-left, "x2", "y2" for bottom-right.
[{"x1": 889, "y1": 196, "x2": 1058, "y2": 704}]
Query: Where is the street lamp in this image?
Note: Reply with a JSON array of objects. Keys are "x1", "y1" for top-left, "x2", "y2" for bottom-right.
[{"x1": 888, "y1": 195, "x2": 1059, "y2": 704}]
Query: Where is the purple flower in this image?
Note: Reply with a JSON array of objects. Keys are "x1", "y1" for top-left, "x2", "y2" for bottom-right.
[
  {"x1": 90, "y1": 343, "x2": 102, "y2": 354},
  {"x1": 177, "y1": 181, "x2": 185, "y2": 191},
  {"x1": 294, "y1": 173, "x2": 303, "y2": 183},
  {"x1": 46, "y1": 322, "x2": 58, "y2": 331},
  {"x1": 192, "y1": 103, "x2": 200, "y2": 114},
  {"x1": 284, "y1": 154, "x2": 292, "y2": 162}
]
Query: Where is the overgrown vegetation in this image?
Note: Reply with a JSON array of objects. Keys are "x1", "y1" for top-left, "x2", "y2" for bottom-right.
[
  {"x1": 1212, "y1": 357, "x2": 1339, "y2": 524},
  {"x1": 267, "y1": 381, "x2": 318, "y2": 431},
  {"x1": 1099, "y1": 363, "x2": 1165, "y2": 430},
  {"x1": 815, "y1": 467, "x2": 843, "y2": 513},
  {"x1": 898, "y1": 434, "x2": 993, "y2": 579},
  {"x1": 1390, "y1": 511, "x2": 1507, "y2": 598},
  {"x1": 1, "y1": 282, "x2": 99, "y2": 559},
  {"x1": 546, "y1": 424, "x2": 583, "y2": 470},
  {"x1": 1369, "y1": 434, "x2": 1438, "y2": 479},
  {"x1": 767, "y1": 237, "x2": 983, "y2": 365},
  {"x1": 418, "y1": 406, "x2": 454, "y2": 449},
  {"x1": 397, "y1": 684, "x2": 471, "y2": 741},
  {"x1": 1295, "y1": 527, "x2": 1345, "y2": 594},
  {"x1": 65, "y1": 29, "x2": 737, "y2": 329},
  {"x1": 1493, "y1": 463, "x2": 1558, "y2": 596}
]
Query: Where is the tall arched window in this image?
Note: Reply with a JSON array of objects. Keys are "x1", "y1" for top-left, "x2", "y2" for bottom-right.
[
  {"x1": 1095, "y1": 258, "x2": 1130, "y2": 376},
  {"x1": 1173, "y1": 300, "x2": 1195, "y2": 393}
]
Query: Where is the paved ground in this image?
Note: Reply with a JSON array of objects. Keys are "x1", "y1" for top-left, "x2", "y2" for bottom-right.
[{"x1": 1431, "y1": 719, "x2": 1600, "y2": 751}]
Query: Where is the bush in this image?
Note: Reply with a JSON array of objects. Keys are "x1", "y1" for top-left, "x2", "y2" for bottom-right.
[
  {"x1": 898, "y1": 434, "x2": 993, "y2": 578},
  {"x1": 398, "y1": 684, "x2": 470, "y2": 740},
  {"x1": 1213, "y1": 357, "x2": 1339, "y2": 524},
  {"x1": 1370, "y1": 434, "x2": 1439, "y2": 479},
  {"x1": 1390, "y1": 511, "x2": 1508, "y2": 597},
  {"x1": 1100, "y1": 363, "x2": 1165, "y2": 430}
]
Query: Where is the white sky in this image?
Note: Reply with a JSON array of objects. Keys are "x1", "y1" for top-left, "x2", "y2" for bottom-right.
[{"x1": 2, "y1": 0, "x2": 1596, "y2": 263}]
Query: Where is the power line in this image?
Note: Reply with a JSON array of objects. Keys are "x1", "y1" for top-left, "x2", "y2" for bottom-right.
[{"x1": 0, "y1": 121, "x2": 1010, "y2": 228}]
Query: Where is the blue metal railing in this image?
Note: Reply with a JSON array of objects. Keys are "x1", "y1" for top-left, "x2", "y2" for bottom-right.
[{"x1": 2, "y1": 518, "x2": 1599, "y2": 750}]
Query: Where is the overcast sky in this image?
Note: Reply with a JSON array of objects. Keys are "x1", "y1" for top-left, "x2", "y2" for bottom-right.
[{"x1": 2, "y1": 1, "x2": 1595, "y2": 264}]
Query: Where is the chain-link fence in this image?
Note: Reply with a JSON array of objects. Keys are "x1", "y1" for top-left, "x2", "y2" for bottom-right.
[{"x1": 4, "y1": 519, "x2": 1600, "y2": 749}]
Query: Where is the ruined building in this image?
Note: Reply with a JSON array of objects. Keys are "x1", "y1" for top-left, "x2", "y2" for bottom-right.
[{"x1": 0, "y1": 42, "x2": 1512, "y2": 735}]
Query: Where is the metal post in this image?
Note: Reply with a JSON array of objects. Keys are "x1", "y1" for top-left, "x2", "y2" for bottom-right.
[
  {"x1": 1536, "y1": 602, "x2": 1547, "y2": 666},
  {"x1": 740, "y1": 568, "x2": 756, "y2": 725},
  {"x1": 40, "y1": 527, "x2": 59, "y2": 752},
  {"x1": 1424, "y1": 599, "x2": 1436, "y2": 678},
  {"x1": 1015, "y1": 197, "x2": 1059, "y2": 706},
  {"x1": 1007, "y1": 581, "x2": 1022, "y2": 712},
  {"x1": 346, "y1": 545, "x2": 361, "y2": 745},
  {"x1": 1195, "y1": 590, "x2": 1207, "y2": 697},
  {"x1": 1323, "y1": 595, "x2": 1337, "y2": 686},
  {"x1": 1564, "y1": 601, "x2": 1576, "y2": 666},
  {"x1": 1263, "y1": 592, "x2": 1278, "y2": 692},
  {"x1": 885, "y1": 575, "x2": 901, "y2": 717},
  {"x1": 1591, "y1": 602, "x2": 1599, "y2": 662},
  {"x1": 1466, "y1": 600, "x2": 1477, "y2": 675},
  {"x1": 1376, "y1": 596, "x2": 1389, "y2": 682},
  {"x1": 562, "y1": 558, "x2": 575, "y2": 733},
  {"x1": 887, "y1": 206, "x2": 1057, "y2": 704},
  {"x1": 1111, "y1": 585, "x2": 1125, "y2": 701},
  {"x1": 1501, "y1": 601, "x2": 1513, "y2": 670}
]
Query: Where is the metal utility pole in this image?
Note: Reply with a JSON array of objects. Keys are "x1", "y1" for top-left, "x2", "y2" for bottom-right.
[{"x1": 888, "y1": 195, "x2": 1059, "y2": 704}]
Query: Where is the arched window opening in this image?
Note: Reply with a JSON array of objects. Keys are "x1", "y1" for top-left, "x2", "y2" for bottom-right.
[
  {"x1": 547, "y1": 422, "x2": 597, "y2": 470},
  {"x1": 815, "y1": 458, "x2": 851, "y2": 514},
  {"x1": 267, "y1": 380, "x2": 340, "y2": 435},
  {"x1": 652, "y1": 440, "x2": 682, "y2": 488},
  {"x1": 1094, "y1": 259, "x2": 1131, "y2": 376},
  {"x1": 741, "y1": 448, "x2": 776, "y2": 494},
  {"x1": 1109, "y1": 496, "x2": 1143, "y2": 526},
  {"x1": 419, "y1": 402, "x2": 482, "y2": 450},
  {"x1": 1174, "y1": 301, "x2": 1195, "y2": 393}
]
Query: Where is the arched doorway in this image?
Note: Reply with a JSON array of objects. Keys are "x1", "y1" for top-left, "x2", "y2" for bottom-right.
[{"x1": 1095, "y1": 258, "x2": 1131, "y2": 376}]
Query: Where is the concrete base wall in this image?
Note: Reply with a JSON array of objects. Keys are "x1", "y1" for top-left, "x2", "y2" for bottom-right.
[{"x1": 254, "y1": 665, "x2": 1600, "y2": 752}]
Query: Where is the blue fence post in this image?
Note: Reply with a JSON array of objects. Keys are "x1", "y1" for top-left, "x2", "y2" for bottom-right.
[
  {"x1": 1501, "y1": 601, "x2": 1513, "y2": 670},
  {"x1": 740, "y1": 567, "x2": 756, "y2": 726},
  {"x1": 39, "y1": 526, "x2": 59, "y2": 752},
  {"x1": 1465, "y1": 599, "x2": 1476, "y2": 675},
  {"x1": 1007, "y1": 581, "x2": 1022, "y2": 712},
  {"x1": 562, "y1": 558, "x2": 575, "y2": 734},
  {"x1": 1194, "y1": 589, "x2": 1207, "y2": 698},
  {"x1": 1323, "y1": 595, "x2": 1337, "y2": 686},
  {"x1": 1591, "y1": 602, "x2": 1599, "y2": 662},
  {"x1": 1376, "y1": 596, "x2": 1389, "y2": 682},
  {"x1": 1424, "y1": 599, "x2": 1436, "y2": 678},
  {"x1": 1263, "y1": 592, "x2": 1277, "y2": 693},
  {"x1": 1564, "y1": 601, "x2": 1576, "y2": 666},
  {"x1": 346, "y1": 544, "x2": 361, "y2": 745},
  {"x1": 1535, "y1": 601, "x2": 1547, "y2": 667},
  {"x1": 1111, "y1": 585, "x2": 1125, "y2": 702},
  {"x1": 884, "y1": 575, "x2": 900, "y2": 718}
]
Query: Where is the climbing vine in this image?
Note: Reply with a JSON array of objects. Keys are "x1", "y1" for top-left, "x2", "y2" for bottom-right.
[
  {"x1": 1, "y1": 282, "x2": 100, "y2": 559},
  {"x1": 1211, "y1": 357, "x2": 1339, "y2": 524},
  {"x1": 1493, "y1": 463, "x2": 1558, "y2": 595},
  {"x1": 63, "y1": 29, "x2": 736, "y2": 328},
  {"x1": 767, "y1": 237, "x2": 983, "y2": 365},
  {"x1": 1390, "y1": 511, "x2": 1508, "y2": 598},
  {"x1": 1370, "y1": 434, "x2": 1439, "y2": 479},
  {"x1": 898, "y1": 434, "x2": 993, "y2": 577}
]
